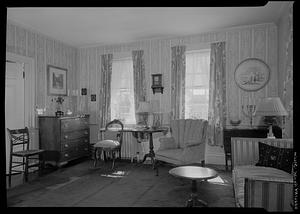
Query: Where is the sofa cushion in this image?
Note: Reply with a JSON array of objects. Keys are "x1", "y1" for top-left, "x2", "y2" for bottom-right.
[
  {"x1": 256, "y1": 142, "x2": 294, "y2": 173},
  {"x1": 232, "y1": 165, "x2": 293, "y2": 207}
]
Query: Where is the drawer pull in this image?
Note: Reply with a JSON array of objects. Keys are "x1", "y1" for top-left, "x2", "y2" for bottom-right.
[
  {"x1": 64, "y1": 153, "x2": 69, "y2": 157},
  {"x1": 64, "y1": 123, "x2": 69, "y2": 128},
  {"x1": 64, "y1": 135, "x2": 69, "y2": 139},
  {"x1": 64, "y1": 144, "x2": 69, "y2": 148},
  {"x1": 84, "y1": 139, "x2": 88, "y2": 143},
  {"x1": 84, "y1": 131, "x2": 88, "y2": 135}
]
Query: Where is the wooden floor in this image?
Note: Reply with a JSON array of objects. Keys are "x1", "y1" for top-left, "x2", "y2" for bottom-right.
[{"x1": 6, "y1": 159, "x2": 236, "y2": 207}]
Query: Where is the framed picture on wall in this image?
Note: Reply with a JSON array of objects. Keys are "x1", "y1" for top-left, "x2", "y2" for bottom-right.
[
  {"x1": 234, "y1": 58, "x2": 270, "y2": 91},
  {"x1": 47, "y1": 65, "x2": 67, "y2": 96}
]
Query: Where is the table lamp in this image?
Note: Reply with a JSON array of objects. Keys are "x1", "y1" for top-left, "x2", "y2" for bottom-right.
[
  {"x1": 254, "y1": 97, "x2": 288, "y2": 138},
  {"x1": 136, "y1": 101, "x2": 151, "y2": 127}
]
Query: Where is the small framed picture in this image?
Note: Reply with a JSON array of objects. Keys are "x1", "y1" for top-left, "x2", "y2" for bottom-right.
[
  {"x1": 91, "y1": 94, "x2": 96, "y2": 101},
  {"x1": 47, "y1": 65, "x2": 67, "y2": 96},
  {"x1": 152, "y1": 74, "x2": 162, "y2": 86},
  {"x1": 81, "y1": 88, "x2": 87, "y2": 95}
]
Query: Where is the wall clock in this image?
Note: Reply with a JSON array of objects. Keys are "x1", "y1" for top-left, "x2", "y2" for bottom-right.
[{"x1": 234, "y1": 58, "x2": 270, "y2": 91}]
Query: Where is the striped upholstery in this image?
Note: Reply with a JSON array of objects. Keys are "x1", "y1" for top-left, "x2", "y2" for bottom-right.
[
  {"x1": 231, "y1": 137, "x2": 293, "y2": 211},
  {"x1": 245, "y1": 177, "x2": 293, "y2": 211},
  {"x1": 231, "y1": 138, "x2": 293, "y2": 168}
]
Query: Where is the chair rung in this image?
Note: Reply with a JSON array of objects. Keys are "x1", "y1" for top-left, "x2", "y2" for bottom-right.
[
  {"x1": 11, "y1": 164, "x2": 24, "y2": 168},
  {"x1": 11, "y1": 169, "x2": 24, "y2": 173},
  {"x1": 28, "y1": 163, "x2": 40, "y2": 167},
  {"x1": 7, "y1": 172, "x2": 23, "y2": 176}
]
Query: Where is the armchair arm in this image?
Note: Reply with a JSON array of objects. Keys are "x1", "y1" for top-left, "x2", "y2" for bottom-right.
[
  {"x1": 157, "y1": 137, "x2": 176, "y2": 151},
  {"x1": 244, "y1": 177, "x2": 293, "y2": 211}
]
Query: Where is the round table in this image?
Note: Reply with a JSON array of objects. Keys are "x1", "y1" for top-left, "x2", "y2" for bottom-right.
[{"x1": 169, "y1": 166, "x2": 218, "y2": 207}]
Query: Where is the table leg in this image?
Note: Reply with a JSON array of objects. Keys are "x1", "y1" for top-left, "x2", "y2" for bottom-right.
[
  {"x1": 141, "y1": 133, "x2": 156, "y2": 169},
  {"x1": 186, "y1": 180, "x2": 207, "y2": 207}
]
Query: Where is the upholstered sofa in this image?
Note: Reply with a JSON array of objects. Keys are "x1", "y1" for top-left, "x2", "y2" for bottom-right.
[{"x1": 231, "y1": 137, "x2": 294, "y2": 212}]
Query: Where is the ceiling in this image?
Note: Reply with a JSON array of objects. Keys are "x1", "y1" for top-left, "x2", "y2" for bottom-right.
[{"x1": 7, "y1": 2, "x2": 290, "y2": 48}]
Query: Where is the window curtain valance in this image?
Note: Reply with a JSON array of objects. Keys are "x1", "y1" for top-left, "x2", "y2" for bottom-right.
[
  {"x1": 207, "y1": 42, "x2": 226, "y2": 146},
  {"x1": 171, "y1": 45, "x2": 186, "y2": 120},
  {"x1": 99, "y1": 54, "x2": 113, "y2": 128}
]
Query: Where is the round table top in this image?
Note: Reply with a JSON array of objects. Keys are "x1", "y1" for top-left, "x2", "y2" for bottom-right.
[{"x1": 169, "y1": 166, "x2": 218, "y2": 181}]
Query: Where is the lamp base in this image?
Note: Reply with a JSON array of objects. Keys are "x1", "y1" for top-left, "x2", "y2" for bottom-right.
[{"x1": 267, "y1": 125, "x2": 276, "y2": 139}]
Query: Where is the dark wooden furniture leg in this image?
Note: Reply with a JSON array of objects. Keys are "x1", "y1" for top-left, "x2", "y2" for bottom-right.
[
  {"x1": 141, "y1": 133, "x2": 156, "y2": 169},
  {"x1": 186, "y1": 180, "x2": 207, "y2": 207},
  {"x1": 225, "y1": 153, "x2": 228, "y2": 171}
]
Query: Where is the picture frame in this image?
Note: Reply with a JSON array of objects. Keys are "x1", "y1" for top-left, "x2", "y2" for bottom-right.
[
  {"x1": 47, "y1": 65, "x2": 67, "y2": 96},
  {"x1": 151, "y1": 74, "x2": 164, "y2": 94},
  {"x1": 234, "y1": 58, "x2": 270, "y2": 91},
  {"x1": 152, "y1": 74, "x2": 162, "y2": 86}
]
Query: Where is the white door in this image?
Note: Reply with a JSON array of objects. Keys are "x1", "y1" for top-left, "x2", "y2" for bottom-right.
[{"x1": 5, "y1": 61, "x2": 25, "y2": 174}]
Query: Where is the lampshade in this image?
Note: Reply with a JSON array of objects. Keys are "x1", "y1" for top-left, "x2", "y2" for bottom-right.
[
  {"x1": 254, "y1": 97, "x2": 288, "y2": 116},
  {"x1": 136, "y1": 101, "x2": 151, "y2": 113}
]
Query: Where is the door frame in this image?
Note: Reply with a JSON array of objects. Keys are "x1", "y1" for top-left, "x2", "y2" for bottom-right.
[{"x1": 6, "y1": 52, "x2": 36, "y2": 129}]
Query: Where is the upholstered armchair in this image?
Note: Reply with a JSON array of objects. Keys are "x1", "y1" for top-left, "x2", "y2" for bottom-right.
[{"x1": 154, "y1": 119, "x2": 208, "y2": 175}]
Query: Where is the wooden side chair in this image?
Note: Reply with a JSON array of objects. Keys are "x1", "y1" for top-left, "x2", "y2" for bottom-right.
[
  {"x1": 7, "y1": 127, "x2": 45, "y2": 187},
  {"x1": 93, "y1": 119, "x2": 124, "y2": 170}
]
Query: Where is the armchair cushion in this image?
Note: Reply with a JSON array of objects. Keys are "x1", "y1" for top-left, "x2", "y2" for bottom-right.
[{"x1": 256, "y1": 142, "x2": 294, "y2": 173}]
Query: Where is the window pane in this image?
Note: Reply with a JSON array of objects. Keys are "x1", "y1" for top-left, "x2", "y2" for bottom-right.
[
  {"x1": 111, "y1": 57, "x2": 136, "y2": 125},
  {"x1": 185, "y1": 49, "x2": 210, "y2": 120}
]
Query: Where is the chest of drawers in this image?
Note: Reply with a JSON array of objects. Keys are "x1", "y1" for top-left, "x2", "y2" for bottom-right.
[{"x1": 38, "y1": 115, "x2": 90, "y2": 166}]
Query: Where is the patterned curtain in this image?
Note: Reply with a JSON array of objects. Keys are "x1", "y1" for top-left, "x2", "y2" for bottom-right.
[
  {"x1": 207, "y1": 42, "x2": 226, "y2": 146},
  {"x1": 132, "y1": 50, "x2": 147, "y2": 140},
  {"x1": 171, "y1": 46, "x2": 186, "y2": 120},
  {"x1": 99, "y1": 54, "x2": 113, "y2": 128},
  {"x1": 132, "y1": 50, "x2": 146, "y2": 109}
]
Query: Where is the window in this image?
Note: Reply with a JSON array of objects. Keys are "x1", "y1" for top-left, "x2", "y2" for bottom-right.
[
  {"x1": 185, "y1": 49, "x2": 210, "y2": 119},
  {"x1": 111, "y1": 56, "x2": 136, "y2": 125}
]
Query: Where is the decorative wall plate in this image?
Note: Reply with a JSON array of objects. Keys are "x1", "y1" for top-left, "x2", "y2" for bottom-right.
[{"x1": 234, "y1": 58, "x2": 270, "y2": 91}]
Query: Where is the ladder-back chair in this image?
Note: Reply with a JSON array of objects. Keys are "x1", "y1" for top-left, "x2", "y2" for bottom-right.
[{"x1": 7, "y1": 127, "x2": 45, "y2": 187}]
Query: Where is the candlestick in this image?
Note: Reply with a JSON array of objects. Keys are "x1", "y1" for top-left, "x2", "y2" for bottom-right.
[{"x1": 242, "y1": 104, "x2": 256, "y2": 127}]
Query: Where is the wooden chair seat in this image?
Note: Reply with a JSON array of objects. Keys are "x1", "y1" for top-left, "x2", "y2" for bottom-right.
[{"x1": 12, "y1": 149, "x2": 44, "y2": 157}]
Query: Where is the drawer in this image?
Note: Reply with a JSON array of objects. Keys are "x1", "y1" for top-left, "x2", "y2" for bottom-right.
[
  {"x1": 77, "y1": 144, "x2": 89, "y2": 156},
  {"x1": 60, "y1": 147, "x2": 78, "y2": 161},
  {"x1": 61, "y1": 129, "x2": 89, "y2": 141},
  {"x1": 61, "y1": 137, "x2": 89, "y2": 151},
  {"x1": 61, "y1": 117, "x2": 89, "y2": 132},
  {"x1": 60, "y1": 145, "x2": 89, "y2": 161}
]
